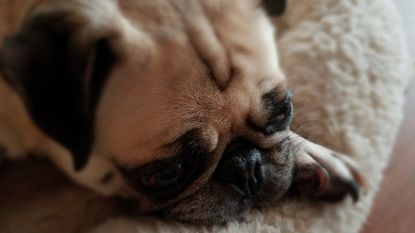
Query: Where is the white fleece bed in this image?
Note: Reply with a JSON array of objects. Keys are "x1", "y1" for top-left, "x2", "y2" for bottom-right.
[{"x1": 90, "y1": 0, "x2": 413, "y2": 232}]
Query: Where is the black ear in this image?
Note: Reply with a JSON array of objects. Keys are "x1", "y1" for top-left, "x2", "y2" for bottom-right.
[
  {"x1": 262, "y1": 0, "x2": 286, "y2": 16},
  {"x1": 0, "y1": 14, "x2": 117, "y2": 170}
]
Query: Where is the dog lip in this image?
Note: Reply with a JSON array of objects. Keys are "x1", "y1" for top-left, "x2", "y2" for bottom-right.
[{"x1": 248, "y1": 159, "x2": 265, "y2": 196}]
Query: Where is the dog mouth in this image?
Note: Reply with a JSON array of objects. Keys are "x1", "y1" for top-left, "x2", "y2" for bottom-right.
[
  {"x1": 115, "y1": 131, "x2": 297, "y2": 225},
  {"x1": 156, "y1": 137, "x2": 295, "y2": 224}
]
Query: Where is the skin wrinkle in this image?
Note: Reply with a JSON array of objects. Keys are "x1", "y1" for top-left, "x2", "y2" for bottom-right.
[{"x1": 171, "y1": 0, "x2": 231, "y2": 91}]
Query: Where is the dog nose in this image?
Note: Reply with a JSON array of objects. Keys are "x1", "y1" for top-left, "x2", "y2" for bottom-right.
[{"x1": 213, "y1": 140, "x2": 265, "y2": 197}]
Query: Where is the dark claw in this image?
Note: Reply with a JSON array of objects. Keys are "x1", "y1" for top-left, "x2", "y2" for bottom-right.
[
  {"x1": 293, "y1": 158, "x2": 363, "y2": 203},
  {"x1": 346, "y1": 179, "x2": 361, "y2": 202},
  {"x1": 315, "y1": 178, "x2": 361, "y2": 203},
  {"x1": 294, "y1": 163, "x2": 329, "y2": 196}
]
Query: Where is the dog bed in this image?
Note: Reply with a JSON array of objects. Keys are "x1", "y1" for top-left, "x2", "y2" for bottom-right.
[
  {"x1": 0, "y1": 0, "x2": 413, "y2": 232},
  {"x1": 89, "y1": 0, "x2": 414, "y2": 232}
]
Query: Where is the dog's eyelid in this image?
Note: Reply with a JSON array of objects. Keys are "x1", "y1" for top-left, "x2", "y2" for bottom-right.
[
  {"x1": 122, "y1": 129, "x2": 207, "y2": 200},
  {"x1": 162, "y1": 128, "x2": 208, "y2": 152},
  {"x1": 135, "y1": 128, "x2": 207, "y2": 174}
]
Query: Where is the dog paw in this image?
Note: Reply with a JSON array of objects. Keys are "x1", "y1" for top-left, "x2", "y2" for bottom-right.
[
  {"x1": 71, "y1": 155, "x2": 128, "y2": 196},
  {"x1": 290, "y1": 133, "x2": 367, "y2": 202}
]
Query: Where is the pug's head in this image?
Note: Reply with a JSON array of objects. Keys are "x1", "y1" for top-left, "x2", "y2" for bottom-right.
[{"x1": 0, "y1": 0, "x2": 363, "y2": 224}]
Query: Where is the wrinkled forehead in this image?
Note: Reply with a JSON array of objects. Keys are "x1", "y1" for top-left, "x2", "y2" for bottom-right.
[
  {"x1": 94, "y1": 0, "x2": 285, "y2": 166},
  {"x1": 116, "y1": 0, "x2": 282, "y2": 82}
]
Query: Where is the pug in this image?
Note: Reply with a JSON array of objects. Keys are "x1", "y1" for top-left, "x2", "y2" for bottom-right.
[{"x1": 0, "y1": 0, "x2": 366, "y2": 224}]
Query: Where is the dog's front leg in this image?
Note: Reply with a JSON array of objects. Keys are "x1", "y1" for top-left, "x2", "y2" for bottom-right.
[{"x1": 38, "y1": 140, "x2": 127, "y2": 196}]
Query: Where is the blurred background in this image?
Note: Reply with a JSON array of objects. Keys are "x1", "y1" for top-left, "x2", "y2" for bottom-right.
[{"x1": 362, "y1": 0, "x2": 415, "y2": 232}]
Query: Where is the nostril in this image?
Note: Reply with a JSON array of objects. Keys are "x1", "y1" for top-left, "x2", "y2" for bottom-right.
[
  {"x1": 254, "y1": 160, "x2": 264, "y2": 188},
  {"x1": 247, "y1": 157, "x2": 264, "y2": 196}
]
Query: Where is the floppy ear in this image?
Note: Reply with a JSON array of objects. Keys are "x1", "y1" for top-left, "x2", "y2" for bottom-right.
[{"x1": 0, "y1": 14, "x2": 117, "y2": 170}]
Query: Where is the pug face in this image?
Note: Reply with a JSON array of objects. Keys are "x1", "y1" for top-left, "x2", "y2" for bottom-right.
[
  {"x1": 0, "y1": 0, "x2": 364, "y2": 224},
  {"x1": 90, "y1": 0, "x2": 294, "y2": 223}
]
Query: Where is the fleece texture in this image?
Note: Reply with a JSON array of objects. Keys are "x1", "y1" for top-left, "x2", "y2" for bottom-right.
[{"x1": 90, "y1": 0, "x2": 413, "y2": 232}]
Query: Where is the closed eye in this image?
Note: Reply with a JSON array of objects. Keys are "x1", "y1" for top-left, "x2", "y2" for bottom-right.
[{"x1": 120, "y1": 129, "x2": 207, "y2": 201}]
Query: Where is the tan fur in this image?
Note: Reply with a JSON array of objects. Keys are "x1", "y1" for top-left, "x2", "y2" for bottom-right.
[
  {"x1": 1, "y1": 0, "x2": 285, "y2": 168},
  {"x1": 0, "y1": 0, "x2": 365, "y2": 224},
  {"x1": 0, "y1": 0, "x2": 283, "y2": 162},
  {"x1": 92, "y1": 0, "x2": 285, "y2": 167}
]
